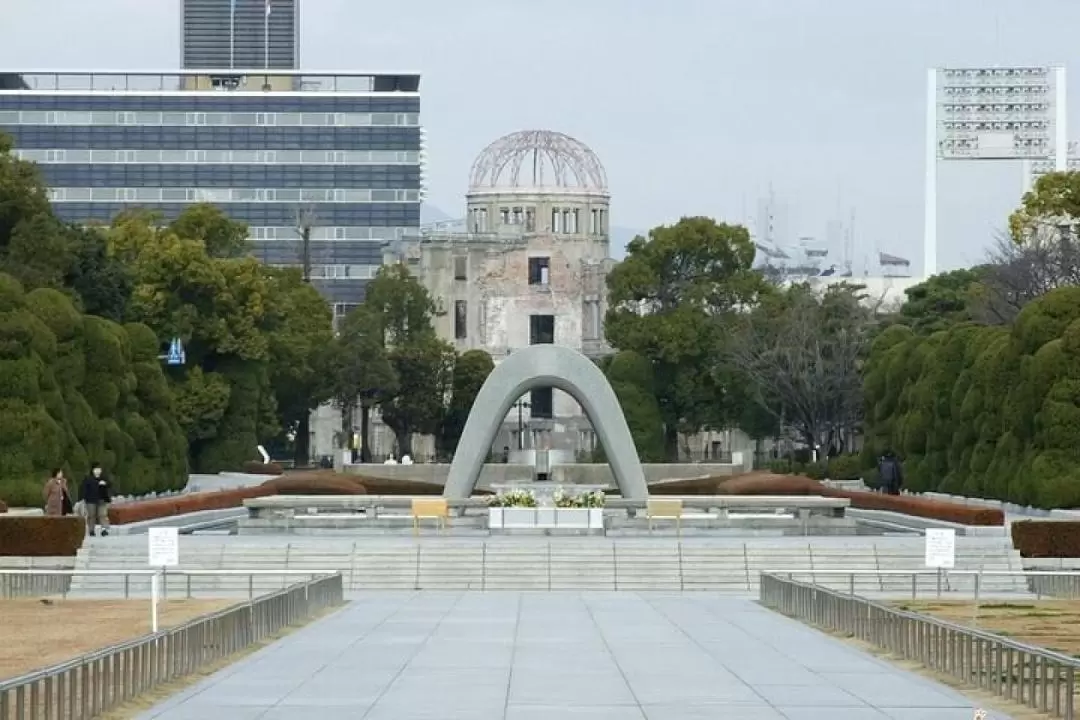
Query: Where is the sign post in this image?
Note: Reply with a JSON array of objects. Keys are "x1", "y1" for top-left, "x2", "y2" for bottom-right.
[
  {"x1": 160, "y1": 337, "x2": 186, "y2": 366},
  {"x1": 924, "y1": 528, "x2": 956, "y2": 598},
  {"x1": 147, "y1": 527, "x2": 180, "y2": 633}
]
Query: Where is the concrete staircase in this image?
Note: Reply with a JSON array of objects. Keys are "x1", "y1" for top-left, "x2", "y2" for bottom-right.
[{"x1": 65, "y1": 535, "x2": 1027, "y2": 596}]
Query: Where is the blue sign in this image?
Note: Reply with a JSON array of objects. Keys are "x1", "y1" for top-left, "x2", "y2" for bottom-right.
[{"x1": 166, "y1": 337, "x2": 186, "y2": 366}]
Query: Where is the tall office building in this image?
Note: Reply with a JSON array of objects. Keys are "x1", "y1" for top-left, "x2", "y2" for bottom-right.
[
  {"x1": 0, "y1": 70, "x2": 423, "y2": 314},
  {"x1": 183, "y1": 0, "x2": 298, "y2": 69}
]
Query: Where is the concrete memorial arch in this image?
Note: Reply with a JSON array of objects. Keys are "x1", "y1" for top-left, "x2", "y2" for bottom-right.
[{"x1": 443, "y1": 345, "x2": 649, "y2": 500}]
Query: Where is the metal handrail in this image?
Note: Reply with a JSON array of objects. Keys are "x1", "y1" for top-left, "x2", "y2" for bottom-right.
[
  {"x1": 760, "y1": 573, "x2": 1079, "y2": 718},
  {"x1": 0, "y1": 569, "x2": 338, "y2": 576},
  {"x1": 0, "y1": 573, "x2": 345, "y2": 719}
]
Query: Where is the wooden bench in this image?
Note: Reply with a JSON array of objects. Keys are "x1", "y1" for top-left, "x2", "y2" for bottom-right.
[
  {"x1": 647, "y1": 498, "x2": 683, "y2": 536},
  {"x1": 411, "y1": 498, "x2": 449, "y2": 535}
]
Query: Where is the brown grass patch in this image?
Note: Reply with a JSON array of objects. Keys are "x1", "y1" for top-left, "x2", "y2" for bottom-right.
[
  {"x1": 0, "y1": 598, "x2": 233, "y2": 679},
  {"x1": 895, "y1": 599, "x2": 1080, "y2": 656}
]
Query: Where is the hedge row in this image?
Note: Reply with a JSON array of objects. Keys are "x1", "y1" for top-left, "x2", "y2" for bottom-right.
[
  {"x1": 107, "y1": 472, "x2": 449, "y2": 524},
  {"x1": 646, "y1": 472, "x2": 1004, "y2": 525},
  {"x1": 1011, "y1": 520, "x2": 1080, "y2": 558},
  {"x1": 241, "y1": 461, "x2": 284, "y2": 476},
  {"x1": 0, "y1": 516, "x2": 85, "y2": 556},
  {"x1": 265, "y1": 475, "x2": 367, "y2": 495},
  {"x1": 108, "y1": 485, "x2": 275, "y2": 524},
  {"x1": 863, "y1": 286, "x2": 1080, "y2": 508}
]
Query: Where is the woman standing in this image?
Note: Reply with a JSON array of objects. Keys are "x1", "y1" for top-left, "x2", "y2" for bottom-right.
[{"x1": 43, "y1": 468, "x2": 73, "y2": 517}]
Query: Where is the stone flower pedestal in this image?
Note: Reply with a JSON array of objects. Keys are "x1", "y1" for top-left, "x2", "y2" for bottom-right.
[{"x1": 488, "y1": 507, "x2": 604, "y2": 534}]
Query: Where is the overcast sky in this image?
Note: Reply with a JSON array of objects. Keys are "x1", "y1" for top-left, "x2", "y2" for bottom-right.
[{"x1": 3, "y1": 0, "x2": 1079, "y2": 272}]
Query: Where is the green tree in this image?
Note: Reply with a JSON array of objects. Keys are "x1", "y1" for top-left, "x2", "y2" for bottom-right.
[
  {"x1": 167, "y1": 203, "x2": 250, "y2": 259},
  {"x1": 326, "y1": 305, "x2": 397, "y2": 461},
  {"x1": 265, "y1": 268, "x2": 334, "y2": 465},
  {"x1": 363, "y1": 264, "x2": 455, "y2": 457},
  {"x1": 898, "y1": 267, "x2": 987, "y2": 334},
  {"x1": 440, "y1": 349, "x2": 494, "y2": 458},
  {"x1": 0, "y1": 134, "x2": 51, "y2": 250},
  {"x1": 1009, "y1": 171, "x2": 1080, "y2": 244},
  {"x1": 0, "y1": 137, "x2": 132, "y2": 320},
  {"x1": 602, "y1": 350, "x2": 665, "y2": 462},
  {"x1": 604, "y1": 216, "x2": 767, "y2": 458},
  {"x1": 110, "y1": 209, "x2": 278, "y2": 471}
]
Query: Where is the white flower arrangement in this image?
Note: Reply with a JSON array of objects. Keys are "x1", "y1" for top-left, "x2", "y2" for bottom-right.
[
  {"x1": 552, "y1": 488, "x2": 606, "y2": 508},
  {"x1": 487, "y1": 489, "x2": 537, "y2": 507}
]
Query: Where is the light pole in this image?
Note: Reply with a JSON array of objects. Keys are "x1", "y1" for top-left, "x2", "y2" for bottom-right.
[
  {"x1": 513, "y1": 399, "x2": 530, "y2": 450},
  {"x1": 926, "y1": 65, "x2": 1065, "y2": 279}
]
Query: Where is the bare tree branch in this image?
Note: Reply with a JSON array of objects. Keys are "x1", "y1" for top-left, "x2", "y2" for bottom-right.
[{"x1": 727, "y1": 283, "x2": 874, "y2": 451}]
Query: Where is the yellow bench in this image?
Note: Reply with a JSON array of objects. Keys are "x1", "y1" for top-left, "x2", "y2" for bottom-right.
[
  {"x1": 411, "y1": 498, "x2": 449, "y2": 536},
  {"x1": 647, "y1": 498, "x2": 683, "y2": 536}
]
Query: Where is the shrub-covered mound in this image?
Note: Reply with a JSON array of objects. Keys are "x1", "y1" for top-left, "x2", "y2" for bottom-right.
[
  {"x1": 863, "y1": 287, "x2": 1080, "y2": 508},
  {"x1": 647, "y1": 472, "x2": 1004, "y2": 526},
  {"x1": 0, "y1": 276, "x2": 187, "y2": 506},
  {"x1": 1011, "y1": 520, "x2": 1080, "y2": 558},
  {"x1": 0, "y1": 516, "x2": 85, "y2": 556}
]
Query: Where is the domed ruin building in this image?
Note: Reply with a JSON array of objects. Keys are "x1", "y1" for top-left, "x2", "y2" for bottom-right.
[{"x1": 383, "y1": 129, "x2": 615, "y2": 457}]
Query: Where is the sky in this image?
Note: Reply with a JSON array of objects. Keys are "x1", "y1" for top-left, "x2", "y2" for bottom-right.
[{"x1": 2, "y1": 0, "x2": 1080, "y2": 272}]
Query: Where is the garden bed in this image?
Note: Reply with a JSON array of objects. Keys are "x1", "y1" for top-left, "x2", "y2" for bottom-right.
[
  {"x1": 894, "y1": 599, "x2": 1080, "y2": 657},
  {"x1": 0, "y1": 598, "x2": 232, "y2": 679}
]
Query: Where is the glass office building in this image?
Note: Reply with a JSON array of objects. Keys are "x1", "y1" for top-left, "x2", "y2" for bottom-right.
[{"x1": 0, "y1": 70, "x2": 423, "y2": 313}]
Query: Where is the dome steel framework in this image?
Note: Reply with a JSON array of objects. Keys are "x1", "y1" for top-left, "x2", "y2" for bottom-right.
[{"x1": 468, "y1": 130, "x2": 608, "y2": 193}]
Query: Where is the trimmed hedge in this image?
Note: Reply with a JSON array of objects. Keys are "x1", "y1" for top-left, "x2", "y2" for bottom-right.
[
  {"x1": 1011, "y1": 520, "x2": 1080, "y2": 558},
  {"x1": 0, "y1": 278, "x2": 188, "y2": 507},
  {"x1": 264, "y1": 475, "x2": 367, "y2": 495},
  {"x1": 820, "y1": 487, "x2": 1004, "y2": 526},
  {"x1": 0, "y1": 516, "x2": 85, "y2": 556},
  {"x1": 241, "y1": 461, "x2": 284, "y2": 476},
  {"x1": 863, "y1": 287, "x2": 1080, "y2": 508},
  {"x1": 646, "y1": 472, "x2": 1004, "y2": 526},
  {"x1": 106, "y1": 473, "x2": 459, "y2": 524},
  {"x1": 108, "y1": 485, "x2": 275, "y2": 524}
]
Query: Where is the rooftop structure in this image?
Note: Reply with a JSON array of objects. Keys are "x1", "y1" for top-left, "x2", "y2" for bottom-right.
[{"x1": 183, "y1": 0, "x2": 298, "y2": 70}]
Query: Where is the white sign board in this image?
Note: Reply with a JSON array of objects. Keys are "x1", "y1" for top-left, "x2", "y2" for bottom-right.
[
  {"x1": 148, "y1": 527, "x2": 179, "y2": 567},
  {"x1": 924, "y1": 528, "x2": 956, "y2": 569}
]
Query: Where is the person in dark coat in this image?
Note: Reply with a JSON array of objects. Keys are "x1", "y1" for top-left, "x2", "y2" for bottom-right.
[
  {"x1": 81, "y1": 462, "x2": 112, "y2": 536},
  {"x1": 878, "y1": 451, "x2": 904, "y2": 495}
]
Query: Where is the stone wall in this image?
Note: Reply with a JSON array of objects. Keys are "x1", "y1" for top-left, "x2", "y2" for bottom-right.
[{"x1": 346, "y1": 462, "x2": 740, "y2": 489}]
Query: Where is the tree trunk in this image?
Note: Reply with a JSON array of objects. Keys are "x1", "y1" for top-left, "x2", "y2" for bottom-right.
[
  {"x1": 663, "y1": 425, "x2": 679, "y2": 462},
  {"x1": 359, "y1": 403, "x2": 372, "y2": 463},
  {"x1": 395, "y1": 427, "x2": 413, "y2": 457},
  {"x1": 294, "y1": 412, "x2": 311, "y2": 467},
  {"x1": 338, "y1": 402, "x2": 352, "y2": 449}
]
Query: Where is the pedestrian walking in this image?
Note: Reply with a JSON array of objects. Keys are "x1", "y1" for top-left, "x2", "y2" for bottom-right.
[
  {"x1": 877, "y1": 451, "x2": 904, "y2": 496},
  {"x1": 81, "y1": 462, "x2": 112, "y2": 536},
  {"x1": 43, "y1": 468, "x2": 73, "y2": 517}
]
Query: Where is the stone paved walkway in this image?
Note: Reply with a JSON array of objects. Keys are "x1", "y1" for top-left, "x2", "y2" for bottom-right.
[{"x1": 138, "y1": 592, "x2": 1011, "y2": 719}]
